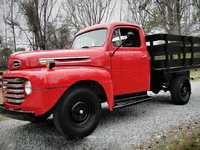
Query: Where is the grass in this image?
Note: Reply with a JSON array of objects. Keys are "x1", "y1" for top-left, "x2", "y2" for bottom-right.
[
  {"x1": 133, "y1": 120, "x2": 200, "y2": 150},
  {"x1": 190, "y1": 69, "x2": 200, "y2": 82},
  {"x1": 0, "y1": 69, "x2": 4, "y2": 89},
  {"x1": 0, "y1": 91, "x2": 9, "y2": 122},
  {"x1": 0, "y1": 70, "x2": 10, "y2": 122},
  {"x1": 0, "y1": 75, "x2": 2, "y2": 87}
]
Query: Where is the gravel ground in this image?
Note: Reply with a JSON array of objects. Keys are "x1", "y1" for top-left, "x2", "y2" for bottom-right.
[{"x1": 0, "y1": 81, "x2": 200, "y2": 150}]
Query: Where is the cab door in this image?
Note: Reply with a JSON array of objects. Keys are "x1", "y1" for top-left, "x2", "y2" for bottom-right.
[{"x1": 109, "y1": 27, "x2": 150, "y2": 96}]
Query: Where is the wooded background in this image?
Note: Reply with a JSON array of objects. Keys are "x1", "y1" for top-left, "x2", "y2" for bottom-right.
[{"x1": 0, "y1": 0, "x2": 200, "y2": 68}]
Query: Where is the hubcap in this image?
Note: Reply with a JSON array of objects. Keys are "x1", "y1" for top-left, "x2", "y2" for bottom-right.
[
  {"x1": 180, "y1": 82, "x2": 188, "y2": 97},
  {"x1": 71, "y1": 101, "x2": 90, "y2": 123}
]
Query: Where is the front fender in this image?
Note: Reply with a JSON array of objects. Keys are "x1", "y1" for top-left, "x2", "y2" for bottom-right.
[
  {"x1": 44, "y1": 66, "x2": 114, "y2": 111},
  {"x1": 2, "y1": 66, "x2": 114, "y2": 116},
  {"x1": 2, "y1": 68, "x2": 69, "y2": 116}
]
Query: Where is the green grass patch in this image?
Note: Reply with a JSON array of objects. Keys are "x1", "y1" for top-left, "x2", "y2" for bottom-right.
[
  {"x1": 0, "y1": 70, "x2": 5, "y2": 87},
  {"x1": 190, "y1": 69, "x2": 200, "y2": 82},
  {"x1": 0, "y1": 75, "x2": 2, "y2": 86},
  {"x1": 133, "y1": 120, "x2": 200, "y2": 149}
]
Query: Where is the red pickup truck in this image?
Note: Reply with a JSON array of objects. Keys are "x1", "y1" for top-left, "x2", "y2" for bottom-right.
[{"x1": 1, "y1": 22, "x2": 200, "y2": 138}]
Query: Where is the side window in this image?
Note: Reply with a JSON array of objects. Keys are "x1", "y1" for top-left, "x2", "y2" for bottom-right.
[{"x1": 112, "y1": 28, "x2": 141, "y2": 47}]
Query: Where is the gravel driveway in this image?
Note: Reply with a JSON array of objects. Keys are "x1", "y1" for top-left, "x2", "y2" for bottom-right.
[{"x1": 0, "y1": 81, "x2": 200, "y2": 150}]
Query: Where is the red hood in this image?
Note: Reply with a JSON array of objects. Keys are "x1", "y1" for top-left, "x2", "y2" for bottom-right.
[{"x1": 8, "y1": 48, "x2": 106, "y2": 70}]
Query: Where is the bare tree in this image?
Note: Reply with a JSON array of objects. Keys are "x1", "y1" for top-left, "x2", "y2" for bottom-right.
[
  {"x1": 2, "y1": 0, "x2": 18, "y2": 52},
  {"x1": 46, "y1": 23, "x2": 71, "y2": 49},
  {"x1": 10, "y1": 0, "x2": 17, "y2": 52},
  {"x1": 126, "y1": 0, "x2": 198, "y2": 35},
  {"x1": 153, "y1": 0, "x2": 190, "y2": 35},
  {"x1": 0, "y1": 47, "x2": 12, "y2": 67},
  {"x1": 147, "y1": 0, "x2": 195, "y2": 35},
  {"x1": 192, "y1": 0, "x2": 200, "y2": 34},
  {"x1": 63, "y1": 0, "x2": 116, "y2": 32},
  {"x1": 125, "y1": 0, "x2": 159, "y2": 34},
  {"x1": 0, "y1": 36, "x2": 2, "y2": 45},
  {"x1": 20, "y1": 0, "x2": 69, "y2": 50}
]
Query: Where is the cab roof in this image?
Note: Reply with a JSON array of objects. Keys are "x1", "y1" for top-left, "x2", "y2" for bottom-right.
[{"x1": 76, "y1": 21, "x2": 141, "y2": 36}]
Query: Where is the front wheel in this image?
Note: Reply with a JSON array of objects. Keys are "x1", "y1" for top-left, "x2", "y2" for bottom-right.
[
  {"x1": 53, "y1": 85, "x2": 102, "y2": 138},
  {"x1": 170, "y1": 75, "x2": 191, "y2": 105}
]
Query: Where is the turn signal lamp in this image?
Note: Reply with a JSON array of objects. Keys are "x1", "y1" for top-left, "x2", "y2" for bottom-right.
[{"x1": 46, "y1": 60, "x2": 55, "y2": 69}]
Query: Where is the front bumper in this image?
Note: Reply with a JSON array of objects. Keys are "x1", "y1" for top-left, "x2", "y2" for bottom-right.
[{"x1": 0, "y1": 104, "x2": 35, "y2": 122}]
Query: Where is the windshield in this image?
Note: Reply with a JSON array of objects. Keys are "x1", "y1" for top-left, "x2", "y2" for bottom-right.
[{"x1": 71, "y1": 29, "x2": 108, "y2": 49}]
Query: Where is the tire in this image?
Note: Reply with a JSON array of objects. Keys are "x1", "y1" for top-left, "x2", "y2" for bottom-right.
[
  {"x1": 151, "y1": 82, "x2": 160, "y2": 94},
  {"x1": 53, "y1": 85, "x2": 102, "y2": 138},
  {"x1": 170, "y1": 75, "x2": 191, "y2": 105},
  {"x1": 151, "y1": 87, "x2": 160, "y2": 94},
  {"x1": 30, "y1": 110, "x2": 52, "y2": 123}
]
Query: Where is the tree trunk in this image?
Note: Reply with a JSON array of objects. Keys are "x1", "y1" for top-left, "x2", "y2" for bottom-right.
[
  {"x1": 11, "y1": 0, "x2": 17, "y2": 52},
  {"x1": 176, "y1": 0, "x2": 181, "y2": 35}
]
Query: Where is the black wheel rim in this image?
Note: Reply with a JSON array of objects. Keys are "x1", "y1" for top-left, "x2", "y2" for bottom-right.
[
  {"x1": 70, "y1": 100, "x2": 92, "y2": 125},
  {"x1": 180, "y1": 82, "x2": 188, "y2": 98}
]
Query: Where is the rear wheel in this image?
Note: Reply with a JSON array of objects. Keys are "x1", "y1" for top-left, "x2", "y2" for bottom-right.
[
  {"x1": 53, "y1": 85, "x2": 101, "y2": 138},
  {"x1": 170, "y1": 75, "x2": 191, "y2": 105}
]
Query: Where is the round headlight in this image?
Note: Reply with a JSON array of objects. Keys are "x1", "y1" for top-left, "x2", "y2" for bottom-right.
[{"x1": 25, "y1": 81, "x2": 32, "y2": 95}]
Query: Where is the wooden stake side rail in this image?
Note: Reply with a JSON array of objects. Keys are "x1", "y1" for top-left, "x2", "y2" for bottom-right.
[{"x1": 146, "y1": 34, "x2": 200, "y2": 74}]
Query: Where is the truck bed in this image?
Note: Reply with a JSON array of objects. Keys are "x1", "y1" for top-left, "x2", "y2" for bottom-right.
[{"x1": 145, "y1": 34, "x2": 200, "y2": 74}]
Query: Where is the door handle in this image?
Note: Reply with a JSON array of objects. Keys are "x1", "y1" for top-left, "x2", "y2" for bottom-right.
[{"x1": 141, "y1": 55, "x2": 147, "y2": 58}]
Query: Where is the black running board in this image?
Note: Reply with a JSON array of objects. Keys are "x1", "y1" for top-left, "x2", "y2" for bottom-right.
[{"x1": 113, "y1": 94, "x2": 152, "y2": 109}]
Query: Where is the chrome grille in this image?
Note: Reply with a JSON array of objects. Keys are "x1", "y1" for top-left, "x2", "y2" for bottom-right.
[
  {"x1": 13, "y1": 60, "x2": 21, "y2": 68},
  {"x1": 3, "y1": 77, "x2": 24, "y2": 104}
]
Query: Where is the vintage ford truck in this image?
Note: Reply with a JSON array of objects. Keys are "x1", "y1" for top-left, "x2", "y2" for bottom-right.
[{"x1": 0, "y1": 22, "x2": 200, "y2": 138}]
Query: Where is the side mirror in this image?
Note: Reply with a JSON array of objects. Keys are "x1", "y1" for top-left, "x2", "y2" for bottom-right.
[{"x1": 127, "y1": 31, "x2": 134, "y2": 39}]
